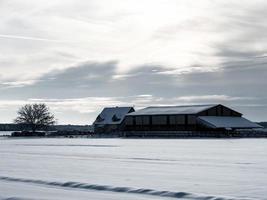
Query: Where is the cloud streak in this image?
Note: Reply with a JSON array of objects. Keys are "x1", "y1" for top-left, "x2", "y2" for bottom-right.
[{"x1": 0, "y1": 34, "x2": 66, "y2": 43}]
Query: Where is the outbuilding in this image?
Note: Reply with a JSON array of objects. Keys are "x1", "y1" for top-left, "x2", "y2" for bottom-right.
[{"x1": 93, "y1": 106, "x2": 135, "y2": 134}]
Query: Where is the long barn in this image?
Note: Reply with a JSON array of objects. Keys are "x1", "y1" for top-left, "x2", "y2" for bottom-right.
[{"x1": 122, "y1": 104, "x2": 262, "y2": 133}]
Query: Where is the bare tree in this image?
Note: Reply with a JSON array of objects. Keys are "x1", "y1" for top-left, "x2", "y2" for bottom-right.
[{"x1": 14, "y1": 103, "x2": 56, "y2": 132}]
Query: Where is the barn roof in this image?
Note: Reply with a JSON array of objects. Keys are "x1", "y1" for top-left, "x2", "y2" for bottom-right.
[
  {"x1": 127, "y1": 104, "x2": 218, "y2": 116},
  {"x1": 94, "y1": 107, "x2": 134, "y2": 125},
  {"x1": 198, "y1": 116, "x2": 263, "y2": 129}
]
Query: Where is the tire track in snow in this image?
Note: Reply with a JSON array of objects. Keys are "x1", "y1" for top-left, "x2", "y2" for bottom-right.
[{"x1": 0, "y1": 176, "x2": 250, "y2": 200}]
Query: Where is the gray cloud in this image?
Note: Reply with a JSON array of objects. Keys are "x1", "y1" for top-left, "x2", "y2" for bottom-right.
[
  {"x1": 0, "y1": 59, "x2": 266, "y2": 123},
  {"x1": 0, "y1": 0, "x2": 267, "y2": 123}
]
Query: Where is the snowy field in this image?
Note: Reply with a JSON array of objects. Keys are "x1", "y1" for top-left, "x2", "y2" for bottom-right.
[{"x1": 0, "y1": 138, "x2": 267, "y2": 200}]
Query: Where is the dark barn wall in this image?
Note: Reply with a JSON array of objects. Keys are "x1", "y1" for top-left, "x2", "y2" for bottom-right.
[
  {"x1": 123, "y1": 114, "x2": 198, "y2": 131},
  {"x1": 94, "y1": 124, "x2": 120, "y2": 134},
  {"x1": 198, "y1": 105, "x2": 241, "y2": 117}
]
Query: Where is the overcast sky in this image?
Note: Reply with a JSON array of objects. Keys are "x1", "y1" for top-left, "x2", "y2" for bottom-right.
[{"x1": 0, "y1": 0, "x2": 267, "y2": 124}]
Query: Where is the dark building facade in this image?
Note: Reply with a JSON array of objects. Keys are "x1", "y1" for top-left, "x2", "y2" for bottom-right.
[{"x1": 122, "y1": 104, "x2": 262, "y2": 133}]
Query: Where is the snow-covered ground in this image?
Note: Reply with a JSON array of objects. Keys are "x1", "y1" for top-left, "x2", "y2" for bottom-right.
[
  {"x1": 0, "y1": 138, "x2": 267, "y2": 200},
  {"x1": 0, "y1": 131, "x2": 12, "y2": 136}
]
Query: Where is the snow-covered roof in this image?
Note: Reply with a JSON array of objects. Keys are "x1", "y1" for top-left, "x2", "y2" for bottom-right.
[
  {"x1": 94, "y1": 107, "x2": 134, "y2": 125},
  {"x1": 127, "y1": 104, "x2": 218, "y2": 116},
  {"x1": 198, "y1": 116, "x2": 263, "y2": 129}
]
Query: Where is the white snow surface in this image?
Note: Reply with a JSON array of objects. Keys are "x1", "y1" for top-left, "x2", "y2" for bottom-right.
[{"x1": 0, "y1": 138, "x2": 267, "y2": 200}]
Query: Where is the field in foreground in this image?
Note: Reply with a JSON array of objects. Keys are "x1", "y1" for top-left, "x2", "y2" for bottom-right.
[{"x1": 0, "y1": 138, "x2": 267, "y2": 200}]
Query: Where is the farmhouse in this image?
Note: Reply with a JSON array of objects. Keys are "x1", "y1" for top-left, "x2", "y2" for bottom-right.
[
  {"x1": 93, "y1": 106, "x2": 135, "y2": 134},
  {"x1": 122, "y1": 104, "x2": 262, "y2": 135}
]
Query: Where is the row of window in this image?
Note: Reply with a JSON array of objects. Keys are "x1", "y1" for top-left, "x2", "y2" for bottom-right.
[{"x1": 125, "y1": 115, "x2": 197, "y2": 125}]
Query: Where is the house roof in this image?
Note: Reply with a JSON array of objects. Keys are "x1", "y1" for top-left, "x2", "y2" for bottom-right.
[
  {"x1": 198, "y1": 116, "x2": 263, "y2": 129},
  {"x1": 127, "y1": 104, "x2": 218, "y2": 116},
  {"x1": 94, "y1": 107, "x2": 134, "y2": 125}
]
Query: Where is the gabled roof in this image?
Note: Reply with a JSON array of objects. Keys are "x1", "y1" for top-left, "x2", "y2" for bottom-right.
[
  {"x1": 198, "y1": 116, "x2": 263, "y2": 129},
  {"x1": 127, "y1": 104, "x2": 218, "y2": 116},
  {"x1": 94, "y1": 107, "x2": 134, "y2": 125}
]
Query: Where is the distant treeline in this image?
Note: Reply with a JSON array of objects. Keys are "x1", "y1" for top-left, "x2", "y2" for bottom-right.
[
  {"x1": 0, "y1": 123, "x2": 93, "y2": 132},
  {"x1": 0, "y1": 124, "x2": 21, "y2": 131},
  {"x1": 54, "y1": 125, "x2": 93, "y2": 132},
  {"x1": 1, "y1": 122, "x2": 266, "y2": 132}
]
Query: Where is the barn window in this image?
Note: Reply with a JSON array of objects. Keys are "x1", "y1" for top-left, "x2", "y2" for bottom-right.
[
  {"x1": 152, "y1": 116, "x2": 167, "y2": 125},
  {"x1": 125, "y1": 117, "x2": 133, "y2": 125},
  {"x1": 136, "y1": 116, "x2": 143, "y2": 125},
  {"x1": 169, "y1": 116, "x2": 176, "y2": 124},
  {"x1": 169, "y1": 116, "x2": 185, "y2": 125},
  {"x1": 112, "y1": 114, "x2": 121, "y2": 122},
  {"x1": 188, "y1": 115, "x2": 196, "y2": 124},
  {"x1": 177, "y1": 116, "x2": 185, "y2": 124},
  {"x1": 143, "y1": 116, "x2": 150, "y2": 125}
]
